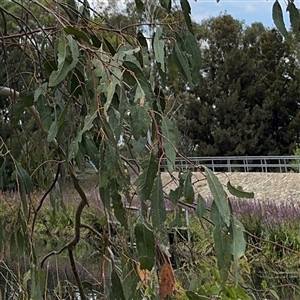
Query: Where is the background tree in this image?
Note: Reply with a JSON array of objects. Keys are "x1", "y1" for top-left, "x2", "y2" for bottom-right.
[{"x1": 173, "y1": 14, "x2": 300, "y2": 156}]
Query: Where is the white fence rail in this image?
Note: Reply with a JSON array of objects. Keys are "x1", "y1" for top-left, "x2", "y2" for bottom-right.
[{"x1": 167, "y1": 156, "x2": 300, "y2": 173}]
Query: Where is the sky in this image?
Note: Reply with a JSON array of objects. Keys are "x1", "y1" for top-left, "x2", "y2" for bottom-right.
[
  {"x1": 93, "y1": 0, "x2": 298, "y2": 29},
  {"x1": 190, "y1": 0, "x2": 297, "y2": 28}
]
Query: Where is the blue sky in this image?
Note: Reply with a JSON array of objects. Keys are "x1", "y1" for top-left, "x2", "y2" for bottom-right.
[{"x1": 189, "y1": 0, "x2": 297, "y2": 28}]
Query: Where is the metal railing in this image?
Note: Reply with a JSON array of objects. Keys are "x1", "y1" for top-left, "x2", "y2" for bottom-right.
[{"x1": 165, "y1": 156, "x2": 300, "y2": 173}]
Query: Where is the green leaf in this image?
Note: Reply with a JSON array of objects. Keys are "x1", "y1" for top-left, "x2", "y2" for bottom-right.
[
  {"x1": 129, "y1": 106, "x2": 151, "y2": 140},
  {"x1": 64, "y1": 26, "x2": 91, "y2": 44},
  {"x1": 137, "y1": 31, "x2": 148, "y2": 48},
  {"x1": 104, "y1": 81, "x2": 116, "y2": 113},
  {"x1": 272, "y1": 1, "x2": 288, "y2": 39},
  {"x1": 110, "y1": 269, "x2": 126, "y2": 300},
  {"x1": 135, "y1": 152, "x2": 158, "y2": 202},
  {"x1": 227, "y1": 181, "x2": 254, "y2": 199},
  {"x1": 287, "y1": 1, "x2": 300, "y2": 32},
  {"x1": 122, "y1": 259, "x2": 141, "y2": 300},
  {"x1": 195, "y1": 194, "x2": 206, "y2": 219},
  {"x1": 150, "y1": 173, "x2": 166, "y2": 227},
  {"x1": 169, "y1": 187, "x2": 182, "y2": 204},
  {"x1": 67, "y1": 35, "x2": 79, "y2": 69},
  {"x1": 82, "y1": 135, "x2": 99, "y2": 169},
  {"x1": 47, "y1": 119, "x2": 58, "y2": 142},
  {"x1": 68, "y1": 112, "x2": 97, "y2": 161},
  {"x1": 211, "y1": 201, "x2": 232, "y2": 284},
  {"x1": 205, "y1": 167, "x2": 230, "y2": 227},
  {"x1": 49, "y1": 35, "x2": 70, "y2": 86},
  {"x1": 153, "y1": 27, "x2": 165, "y2": 72},
  {"x1": 183, "y1": 170, "x2": 195, "y2": 203},
  {"x1": 230, "y1": 216, "x2": 246, "y2": 286},
  {"x1": 180, "y1": 0, "x2": 193, "y2": 33},
  {"x1": 16, "y1": 165, "x2": 33, "y2": 193},
  {"x1": 173, "y1": 43, "x2": 193, "y2": 85},
  {"x1": 49, "y1": 35, "x2": 79, "y2": 87},
  {"x1": 135, "y1": 222, "x2": 155, "y2": 271},
  {"x1": 112, "y1": 191, "x2": 128, "y2": 228},
  {"x1": 183, "y1": 31, "x2": 201, "y2": 83},
  {"x1": 161, "y1": 116, "x2": 178, "y2": 173}
]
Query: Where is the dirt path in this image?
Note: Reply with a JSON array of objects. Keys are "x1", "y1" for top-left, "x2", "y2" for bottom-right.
[{"x1": 161, "y1": 172, "x2": 300, "y2": 203}]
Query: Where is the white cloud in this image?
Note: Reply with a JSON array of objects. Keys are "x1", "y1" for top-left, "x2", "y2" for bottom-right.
[{"x1": 245, "y1": 4, "x2": 257, "y2": 13}]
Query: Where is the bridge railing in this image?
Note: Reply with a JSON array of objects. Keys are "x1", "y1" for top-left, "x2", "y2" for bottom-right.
[{"x1": 163, "y1": 156, "x2": 300, "y2": 173}]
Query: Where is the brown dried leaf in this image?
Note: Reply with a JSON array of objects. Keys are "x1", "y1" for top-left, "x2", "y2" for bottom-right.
[{"x1": 159, "y1": 263, "x2": 175, "y2": 300}]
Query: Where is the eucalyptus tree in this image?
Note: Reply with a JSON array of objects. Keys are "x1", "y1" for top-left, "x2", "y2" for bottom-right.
[{"x1": 0, "y1": 1, "x2": 250, "y2": 298}]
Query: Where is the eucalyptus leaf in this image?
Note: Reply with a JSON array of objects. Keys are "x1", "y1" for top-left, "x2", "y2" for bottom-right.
[
  {"x1": 153, "y1": 27, "x2": 165, "y2": 72},
  {"x1": 211, "y1": 201, "x2": 232, "y2": 284},
  {"x1": 150, "y1": 173, "x2": 166, "y2": 227},
  {"x1": 135, "y1": 222, "x2": 155, "y2": 271},
  {"x1": 230, "y1": 216, "x2": 246, "y2": 286},
  {"x1": 272, "y1": 1, "x2": 288, "y2": 39},
  {"x1": 227, "y1": 181, "x2": 254, "y2": 199},
  {"x1": 205, "y1": 167, "x2": 230, "y2": 226},
  {"x1": 180, "y1": 0, "x2": 193, "y2": 33},
  {"x1": 161, "y1": 116, "x2": 179, "y2": 173}
]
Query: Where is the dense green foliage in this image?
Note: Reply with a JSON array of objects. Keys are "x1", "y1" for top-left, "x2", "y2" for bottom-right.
[{"x1": 173, "y1": 14, "x2": 300, "y2": 156}]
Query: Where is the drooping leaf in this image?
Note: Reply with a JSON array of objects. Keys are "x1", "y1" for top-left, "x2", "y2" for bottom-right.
[
  {"x1": 135, "y1": 222, "x2": 155, "y2": 271},
  {"x1": 159, "y1": 263, "x2": 175, "y2": 299},
  {"x1": 161, "y1": 116, "x2": 179, "y2": 173},
  {"x1": 210, "y1": 201, "x2": 232, "y2": 284},
  {"x1": 129, "y1": 106, "x2": 151, "y2": 139},
  {"x1": 67, "y1": 35, "x2": 79, "y2": 69},
  {"x1": 110, "y1": 269, "x2": 126, "y2": 300},
  {"x1": 68, "y1": 111, "x2": 97, "y2": 161},
  {"x1": 180, "y1": 0, "x2": 193, "y2": 33},
  {"x1": 195, "y1": 194, "x2": 206, "y2": 219},
  {"x1": 230, "y1": 216, "x2": 246, "y2": 286},
  {"x1": 61, "y1": 0, "x2": 78, "y2": 22},
  {"x1": 205, "y1": 167, "x2": 230, "y2": 226},
  {"x1": 137, "y1": 31, "x2": 148, "y2": 48},
  {"x1": 182, "y1": 31, "x2": 201, "y2": 83},
  {"x1": 135, "y1": 152, "x2": 158, "y2": 202},
  {"x1": 82, "y1": 135, "x2": 99, "y2": 169},
  {"x1": 64, "y1": 26, "x2": 91, "y2": 44},
  {"x1": 104, "y1": 81, "x2": 116, "y2": 113},
  {"x1": 169, "y1": 187, "x2": 182, "y2": 204},
  {"x1": 47, "y1": 119, "x2": 58, "y2": 142},
  {"x1": 150, "y1": 173, "x2": 166, "y2": 227},
  {"x1": 122, "y1": 259, "x2": 141, "y2": 300},
  {"x1": 153, "y1": 27, "x2": 165, "y2": 73},
  {"x1": 287, "y1": 1, "x2": 300, "y2": 32},
  {"x1": 272, "y1": 1, "x2": 288, "y2": 39},
  {"x1": 49, "y1": 35, "x2": 70, "y2": 86},
  {"x1": 112, "y1": 190, "x2": 128, "y2": 228},
  {"x1": 183, "y1": 170, "x2": 195, "y2": 203},
  {"x1": 49, "y1": 35, "x2": 79, "y2": 86},
  {"x1": 173, "y1": 43, "x2": 193, "y2": 85},
  {"x1": 227, "y1": 181, "x2": 254, "y2": 199},
  {"x1": 16, "y1": 165, "x2": 33, "y2": 193}
]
